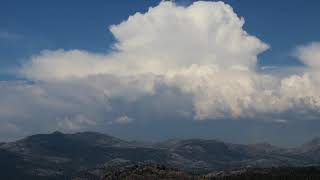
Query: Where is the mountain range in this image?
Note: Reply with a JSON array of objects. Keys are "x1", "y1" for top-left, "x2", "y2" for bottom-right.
[{"x1": 1, "y1": 131, "x2": 320, "y2": 179}]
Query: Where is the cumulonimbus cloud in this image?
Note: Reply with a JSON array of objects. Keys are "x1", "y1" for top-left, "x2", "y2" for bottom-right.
[{"x1": 10, "y1": 1, "x2": 320, "y2": 124}]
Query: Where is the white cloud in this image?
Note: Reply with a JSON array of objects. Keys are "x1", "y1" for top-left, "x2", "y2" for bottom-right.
[
  {"x1": 8, "y1": 1, "x2": 320, "y2": 124},
  {"x1": 21, "y1": 1, "x2": 268, "y2": 81},
  {"x1": 295, "y1": 42, "x2": 320, "y2": 68},
  {"x1": 57, "y1": 114, "x2": 97, "y2": 131},
  {"x1": 114, "y1": 115, "x2": 133, "y2": 125}
]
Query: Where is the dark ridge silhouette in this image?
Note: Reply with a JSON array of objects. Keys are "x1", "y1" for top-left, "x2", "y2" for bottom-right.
[{"x1": 1, "y1": 131, "x2": 320, "y2": 179}]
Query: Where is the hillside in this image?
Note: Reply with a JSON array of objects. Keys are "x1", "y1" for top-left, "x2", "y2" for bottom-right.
[{"x1": 0, "y1": 132, "x2": 320, "y2": 179}]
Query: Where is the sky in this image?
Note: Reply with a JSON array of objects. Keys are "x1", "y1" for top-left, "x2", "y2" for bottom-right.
[{"x1": 1, "y1": 0, "x2": 320, "y2": 146}]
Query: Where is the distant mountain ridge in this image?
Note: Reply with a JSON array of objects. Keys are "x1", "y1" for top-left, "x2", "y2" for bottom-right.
[
  {"x1": 1, "y1": 131, "x2": 320, "y2": 179},
  {"x1": 298, "y1": 137, "x2": 320, "y2": 152}
]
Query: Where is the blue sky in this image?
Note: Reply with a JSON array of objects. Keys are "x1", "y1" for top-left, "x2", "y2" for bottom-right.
[{"x1": 1, "y1": 0, "x2": 320, "y2": 146}]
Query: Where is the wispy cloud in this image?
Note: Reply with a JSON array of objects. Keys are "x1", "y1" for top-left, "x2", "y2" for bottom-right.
[{"x1": 0, "y1": 30, "x2": 21, "y2": 41}]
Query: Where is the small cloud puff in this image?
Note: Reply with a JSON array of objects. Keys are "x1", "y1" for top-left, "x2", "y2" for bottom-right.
[
  {"x1": 114, "y1": 116, "x2": 133, "y2": 125},
  {"x1": 57, "y1": 115, "x2": 97, "y2": 131},
  {"x1": 295, "y1": 42, "x2": 320, "y2": 68}
]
